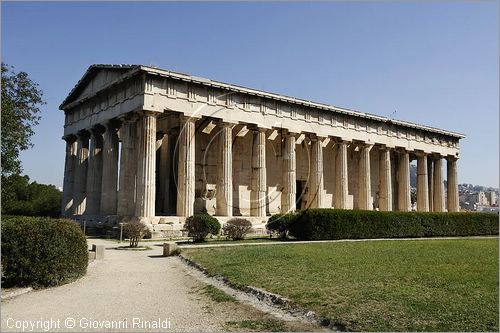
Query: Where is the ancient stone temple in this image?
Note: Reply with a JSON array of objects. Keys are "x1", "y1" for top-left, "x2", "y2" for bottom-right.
[{"x1": 60, "y1": 64, "x2": 464, "y2": 234}]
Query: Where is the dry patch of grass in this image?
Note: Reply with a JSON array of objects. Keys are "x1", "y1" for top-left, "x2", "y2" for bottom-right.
[{"x1": 184, "y1": 238, "x2": 499, "y2": 331}]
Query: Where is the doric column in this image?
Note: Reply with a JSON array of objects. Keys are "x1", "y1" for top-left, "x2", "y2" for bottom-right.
[
  {"x1": 416, "y1": 152, "x2": 429, "y2": 212},
  {"x1": 309, "y1": 135, "x2": 324, "y2": 208},
  {"x1": 74, "y1": 131, "x2": 89, "y2": 215},
  {"x1": 216, "y1": 122, "x2": 233, "y2": 216},
  {"x1": 117, "y1": 118, "x2": 138, "y2": 216},
  {"x1": 427, "y1": 156, "x2": 434, "y2": 212},
  {"x1": 176, "y1": 116, "x2": 196, "y2": 217},
  {"x1": 61, "y1": 136, "x2": 77, "y2": 216},
  {"x1": 378, "y1": 146, "x2": 392, "y2": 211},
  {"x1": 433, "y1": 156, "x2": 445, "y2": 212},
  {"x1": 447, "y1": 156, "x2": 459, "y2": 212},
  {"x1": 335, "y1": 140, "x2": 349, "y2": 209},
  {"x1": 358, "y1": 143, "x2": 372, "y2": 210},
  {"x1": 100, "y1": 121, "x2": 120, "y2": 215},
  {"x1": 85, "y1": 128, "x2": 104, "y2": 215},
  {"x1": 397, "y1": 149, "x2": 411, "y2": 211},
  {"x1": 281, "y1": 132, "x2": 296, "y2": 213},
  {"x1": 251, "y1": 128, "x2": 267, "y2": 217},
  {"x1": 135, "y1": 112, "x2": 157, "y2": 217}
]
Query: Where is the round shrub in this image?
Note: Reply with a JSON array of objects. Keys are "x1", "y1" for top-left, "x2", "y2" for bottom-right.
[
  {"x1": 184, "y1": 214, "x2": 221, "y2": 242},
  {"x1": 1, "y1": 216, "x2": 88, "y2": 288},
  {"x1": 223, "y1": 218, "x2": 253, "y2": 240}
]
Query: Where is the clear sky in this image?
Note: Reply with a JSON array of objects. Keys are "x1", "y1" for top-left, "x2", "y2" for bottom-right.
[{"x1": 2, "y1": 1, "x2": 498, "y2": 188}]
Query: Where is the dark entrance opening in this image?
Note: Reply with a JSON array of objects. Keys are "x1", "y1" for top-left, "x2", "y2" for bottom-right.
[{"x1": 296, "y1": 180, "x2": 304, "y2": 210}]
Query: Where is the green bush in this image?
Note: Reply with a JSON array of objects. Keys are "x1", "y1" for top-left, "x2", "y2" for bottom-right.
[
  {"x1": 2, "y1": 175, "x2": 62, "y2": 217},
  {"x1": 269, "y1": 209, "x2": 499, "y2": 241},
  {"x1": 223, "y1": 218, "x2": 253, "y2": 240},
  {"x1": 184, "y1": 214, "x2": 221, "y2": 242},
  {"x1": 266, "y1": 213, "x2": 297, "y2": 239},
  {"x1": 1, "y1": 216, "x2": 88, "y2": 288}
]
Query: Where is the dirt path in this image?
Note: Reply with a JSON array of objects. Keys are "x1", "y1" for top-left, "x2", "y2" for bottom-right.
[{"x1": 1, "y1": 239, "x2": 314, "y2": 332}]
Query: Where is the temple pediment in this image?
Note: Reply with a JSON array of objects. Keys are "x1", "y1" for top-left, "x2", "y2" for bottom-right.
[{"x1": 60, "y1": 64, "x2": 138, "y2": 109}]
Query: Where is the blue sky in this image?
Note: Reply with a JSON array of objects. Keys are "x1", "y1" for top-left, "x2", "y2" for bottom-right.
[{"x1": 2, "y1": 1, "x2": 498, "y2": 188}]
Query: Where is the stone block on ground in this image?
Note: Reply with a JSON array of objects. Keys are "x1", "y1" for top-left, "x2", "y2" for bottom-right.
[
  {"x1": 91, "y1": 244, "x2": 105, "y2": 259},
  {"x1": 163, "y1": 242, "x2": 179, "y2": 256}
]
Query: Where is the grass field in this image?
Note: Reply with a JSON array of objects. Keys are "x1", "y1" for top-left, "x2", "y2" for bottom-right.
[{"x1": 183, "y1": 238, "x2": 499, "y2": 332}]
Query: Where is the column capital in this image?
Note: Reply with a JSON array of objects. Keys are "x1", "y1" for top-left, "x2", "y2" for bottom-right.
[
  {"x1": 179, "y1": 114, "x2": 199, "y2": 123},
  {"x1": 118, "y1": 111, "x2": 140, "y2": 123},
  {"x1": 414, "y1": 150, "x2": 428, "y2": 158},
  {"x1": 430, "y1": 152, "x2": 443, "y2": 158},
  {"x1": 216, "y1": 119, "x2": 237, "y2": 128},
  {"x1": 62, "y1": 134, "x2": 77, "y2": 143},
  {"x1": 138, "y1": 110, "x2": 161, "y2": 118},
  {"x1": 282, "y1": 129, "x2": 299, "y2": 137},
  {"x1": 308, "y1": 133, "x2": 326, "y2": 142},
  {"x1": 357, "y1": 141, "x2": 374, "y2": 150},
  {"x1": 247, "y1": 123, "x2": 271, "y2": 131},
  {"x1": 377, "y1": 144, "x2": 392, "y2": 151},
  {"x1": 331, "y1": 137, "x2": 350, "y2": 145},
  {"x1": 103, "y1": 119, "x2": 121, "y2": 132},
  {"x1": 251, "y1": 127, "x2": 268, "y2": 133},
  {"x1": 395, "y1": 147, "x2": 409, "y2": 154},
  {"x1": 76, "y1": 130, "x2": 90, "y2": 140},
  {"x1": 89, "y1": 125, "x2": 105, "y2": 136},
  {"x1": 446, "y1": 155, "x2": 459, "y2": 162}
]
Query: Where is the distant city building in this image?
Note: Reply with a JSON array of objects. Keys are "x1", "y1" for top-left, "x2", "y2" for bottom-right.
[
  {"x1": 458, "y1": 185, "x2": 499, "y2": 211},
  {"x1": 486, "y1": 191, "x2": 497, "y2": 206},
  {"x1": 478, "y1": 191, "x2": 489, "y2": 206}
]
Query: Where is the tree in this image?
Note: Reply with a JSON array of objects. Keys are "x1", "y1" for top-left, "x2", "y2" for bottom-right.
[
  {"x1": 1, "y1": 63, "x2": 45, "y2": 207},
  {"x1": 2, "y1": 174, "x2": 62, "y2": 217}
]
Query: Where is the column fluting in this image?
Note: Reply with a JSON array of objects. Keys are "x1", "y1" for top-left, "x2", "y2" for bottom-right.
[
  {"x1": 176, "y1": 116, "x2": 196, "y2": 217},
  {"x1": 416, "y1": 152, "x2": 430, "y2": 212},
  {"x1": 358, "y1": 144, "x2": 372, "y2": 210},
  {"x1": 281, "y1": 132, "x2": 296, "y2": 213},
  {"x1": 100, "y1": 121, "x2": 120, "y2": 215},
  {"x1": 135, "y1": 112, "x2": 157, "y2": 217},
  {"x1": 433, "y1": 156, "x2": 445, "y2": 212},
  {"x1": 86, "y1": 128, "x2": 103, "y2": 215},
  {"x1": 117, "y1": 118, "x2": 138, "y2": 216},
  {"x1": 74, "y1": 131, "x2": 90, "y2": 215},
  {"x1": 61, "y1": 136, "x2": 77, "y2": 216},
  {"x1": 397, "y1": 150, "x2": 411, "y2": 211},
  {"x1": 447, "y1": 156, "x2": 459, "y2": 212},
  {"x1": 216, "y1": 123, "x2": 233, "y2": 216},
  {"x1": 309, "y1": 136, "x2": 324, "y2": 209},
  {"x1": 335, "y1": 140, "x2": 349, "y2": 209},
  {"x1": 251, "y1": 128, "x2": 267, "y2": 217},
  {"x1": 378, "y1": 147, "x2": 392, "y2": 211}
]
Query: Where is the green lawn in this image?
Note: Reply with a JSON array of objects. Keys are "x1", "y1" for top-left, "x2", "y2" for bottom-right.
[{"x1": 183, "y1": 238, "x2": 499, "y2": 332}]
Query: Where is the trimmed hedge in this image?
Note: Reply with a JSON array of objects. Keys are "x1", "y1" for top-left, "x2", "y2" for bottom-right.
[
  {"x1": 266, "y1": 213, "x2": 297, "y2": 238},
  {"x1": 1, "y1": 216, "x2": 88, "y2": 288},
  {"x1": 184, "y1": 213, "x2": 221, "y2": 242},
  {"x1": 269, "y1": 209, "x2": 499, "y2": 241}
]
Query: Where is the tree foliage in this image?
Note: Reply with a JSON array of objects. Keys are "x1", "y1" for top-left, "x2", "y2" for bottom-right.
[
  {"x1": 1, "y1": 63, "x2": 45, "y2": 206},
  {"x1": 2, "y1": 174, "x2": 61, "y2": 217}
]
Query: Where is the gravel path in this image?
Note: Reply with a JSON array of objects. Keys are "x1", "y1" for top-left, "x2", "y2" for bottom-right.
[{"x1": 1, "y1": 238, "x2": 285, "y2": 332}]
